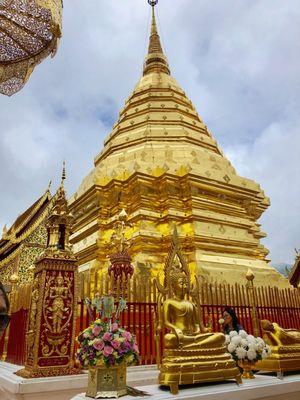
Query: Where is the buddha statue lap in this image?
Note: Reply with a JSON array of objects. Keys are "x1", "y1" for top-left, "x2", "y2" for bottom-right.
[
  {"x1": 256, "y1": 319, "x2": 300, "y2": 375},
  {"x1": 155, "y1": 231, "x2": 241, "y2": 394}
]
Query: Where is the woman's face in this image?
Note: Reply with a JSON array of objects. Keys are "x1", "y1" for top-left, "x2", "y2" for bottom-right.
[{"x1": 223, "y1": 310, "x2": 232, "y2": 325}]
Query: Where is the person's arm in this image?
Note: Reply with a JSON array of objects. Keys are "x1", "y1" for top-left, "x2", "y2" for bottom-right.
[{"x1": 0, "y1": 283, "x2": 9, "y2": 312}]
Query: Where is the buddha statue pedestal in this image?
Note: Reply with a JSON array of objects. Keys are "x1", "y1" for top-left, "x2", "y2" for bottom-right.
[
  {"x1": 160, "y1": 347, "x2": 241, "y2": 394},
  {"x1": 155, "y1": 228, "x2": 241, "y2": 394},
  {"x1": 256, "y1": 320, "x2": 300, "y2": 376}
]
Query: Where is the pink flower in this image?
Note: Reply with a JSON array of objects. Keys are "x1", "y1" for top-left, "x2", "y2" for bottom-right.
[
  {"x1": 93, "y1": 339, "x2": 104, "y2": 351},
  {"x1": 103, "y1": 345, "x2": 114, "y2": 357},
  {"x1": 111, "y1": 322, "x2": 119, "y2": 332},
  {"x1": 133, "y1": 343, "x2": 139, "y2": 353},
  {"x1": 92, "y1": 325, "x2": 102, "y2": 336},
  {"x1": 103, "y1": 332, "x2": 112, "y2": 341},
  {"x1": 112, "y1": 340, "x2": 121, "y2": 349},
  {"x1": 122, "y1": 331, "x2": 132, "y2": 341}
]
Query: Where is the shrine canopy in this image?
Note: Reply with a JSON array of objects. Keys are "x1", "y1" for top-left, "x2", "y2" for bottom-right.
[{"x1": 0, "y1": 0, "x2": 62, "y2": 96}]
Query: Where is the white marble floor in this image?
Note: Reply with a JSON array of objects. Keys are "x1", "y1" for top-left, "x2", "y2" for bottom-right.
[{"x1": 73, "y1": 374, "x2": 300, "y2": 400}]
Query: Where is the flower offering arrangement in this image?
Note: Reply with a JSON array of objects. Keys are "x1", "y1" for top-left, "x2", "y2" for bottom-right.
[
  {"x1": 77, "y1": 319, "x2": 139, "y2": 369},
  {"x1": 77, "y1": 295, "x2": 139, "y2": 369},
  {"x1": 226, "y1": 330, "x2": 271, "y2": 362}
]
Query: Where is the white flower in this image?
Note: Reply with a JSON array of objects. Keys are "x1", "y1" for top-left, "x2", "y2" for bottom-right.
[
  {"x1": 238, "y1": 330, "x2": 248, "y2": 338},
  {"x1": 228, "y1": 343, "x2": 237, "y2": 353},
  {"x1": 247, "y1": 334, "x2": 255, "y2": 342},
  {"x1": 229, "y1": 331, "x2": 238, "y2": 337},
  {"x1": 262, "y1": 350, "x2": 268, "y2": 359},
  {"x1": 247, "y1": 349, "x2": 257, "y2": 361},
  {"x1": 225, "y1": 335, "x2": 230, "y2": 344},
  {"x1": 248, "y1": 343, "x2": 258, "y2": 352},
  {"x1": 236, "y1": 346, "x2": 247, "y2": 360},
  {"x1": 257, "y1": 341, "x2": 265, "y2": 351},
  {"x1": 241, "y1": 339, "x2": 248, "y2": 348},
  {"x1": 231, "y1": 335, "x2": 242, "y2": 346}
]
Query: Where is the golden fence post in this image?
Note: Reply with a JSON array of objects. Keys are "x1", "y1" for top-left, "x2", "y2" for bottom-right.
[
  {"x1": 246, "y1": 269, "x2": 260, "y2": 337},
  {"x1": 1, "y1": 273, "x2": 19, "y2": 361}
]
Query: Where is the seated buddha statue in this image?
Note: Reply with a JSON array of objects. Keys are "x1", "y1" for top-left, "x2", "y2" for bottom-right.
[
  {"x1": 163, "y1": 260, "x2": 224, "y2": 350},
  {"x1": 156, "y1": 233, "x2": 241, "y2": 394},
  {"x1": 256, "y1": 319, "x2": 300, "y2": 375}
]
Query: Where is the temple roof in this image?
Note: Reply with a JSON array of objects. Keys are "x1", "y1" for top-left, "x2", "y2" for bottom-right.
[
  {"x1": 0, "y1": 189, "x2": 52, "y2": 267},
  {"x1": 289, "y1": 253, "x2": 300, "y2": 287}
]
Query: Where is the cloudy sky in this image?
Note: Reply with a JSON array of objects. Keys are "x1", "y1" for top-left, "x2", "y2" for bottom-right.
[{"x1": 0, "y1": 0, "x2": 299, "y2": 267}]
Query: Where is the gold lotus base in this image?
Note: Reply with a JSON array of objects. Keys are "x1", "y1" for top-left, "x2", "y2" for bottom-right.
[
  {"x1": 159, "y1": 348, "x2": 242, "y2": 394},
  {"x1": 238, "y1": 360, "x2": 256, "y2": 379},
  {"x1": 86, "y1": 364, "x2": 127, "y2": 398}
]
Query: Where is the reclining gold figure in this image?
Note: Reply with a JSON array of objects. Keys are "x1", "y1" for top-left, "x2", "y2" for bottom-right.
[
  {"x1": 256, "y1": 319, "x2": 300, "y2": 376},
  {"x1": 155, "y1": 228, "x2": 241, "y2": 394}
]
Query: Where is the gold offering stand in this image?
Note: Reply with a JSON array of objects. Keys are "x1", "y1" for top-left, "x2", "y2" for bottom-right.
[
  {"x1": 155, "y1": 228, "x2": 241, "y2": 394},
  {"x1": 86, "y1": 363, "x2": 127, "y2": 399}
]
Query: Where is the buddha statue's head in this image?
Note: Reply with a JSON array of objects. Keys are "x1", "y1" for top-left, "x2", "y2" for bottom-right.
[{"x1": 169, "y1": 256, "x2": 189, "y2": 299}]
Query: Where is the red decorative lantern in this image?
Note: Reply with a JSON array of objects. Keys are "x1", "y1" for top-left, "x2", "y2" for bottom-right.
[{"x1": 108, "y1": 251, "x2": 134, "y2": 281}]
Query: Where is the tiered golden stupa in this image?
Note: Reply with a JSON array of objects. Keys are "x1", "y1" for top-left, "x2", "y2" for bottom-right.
[{"x1": 70, "y1": 3, "x2": 288, "y2": 288}]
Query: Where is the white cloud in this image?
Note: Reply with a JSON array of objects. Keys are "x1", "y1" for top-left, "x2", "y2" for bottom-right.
[{"x1": 0, "y1": 0, "x2": 299, "y2": 265}]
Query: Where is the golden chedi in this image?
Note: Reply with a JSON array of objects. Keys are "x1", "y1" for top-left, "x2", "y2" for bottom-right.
[
  {"x1": 70, "y1": 1, "x2": 289, "y2": 289},
  {"x1": 155, "y1": 229, "x2": 241, "y2": 394},
  {"x1": 256, "y1": 320, "x2": 300, "y2": 375},
  {"x1": 0, "y1": 0, "x2": 62, "y2": 96}
]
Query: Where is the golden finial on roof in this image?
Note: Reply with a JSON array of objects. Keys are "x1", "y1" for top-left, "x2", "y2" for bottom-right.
[
  {"x1": 144, "y1": 0, "x2": 170, "y2": 76},
  {"x1": 2, "y1": 224, "x2": 8, "y2": 239}
]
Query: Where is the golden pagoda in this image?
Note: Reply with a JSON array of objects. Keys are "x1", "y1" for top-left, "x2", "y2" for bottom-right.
[{"x1": 70, "y1": 2, "x2": 289, "y2": 288}]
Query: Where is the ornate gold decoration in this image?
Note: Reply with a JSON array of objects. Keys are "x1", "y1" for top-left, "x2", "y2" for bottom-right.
[
  {"x1": 86, "y1": 363, "x2": 127, "y2": 399},
  {"x1": 0, "y1": 0, "x2": 62, "y2": 96},
  {"x1": 69, "y1": 0, "x2": 289, "y2": 289},
  {"x1": 256, "y1": 320, "x2": 300, "y2": 375},
  {"x1": 155, "y1": 228, "x2": 241, "y2": 394},
  {"x1": 238, "y1": 360, "x2": 256, "y2": 379}
]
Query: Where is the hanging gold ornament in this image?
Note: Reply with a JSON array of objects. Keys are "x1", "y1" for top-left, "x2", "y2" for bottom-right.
[{"x1": 0, "y1": 0, "x2": 62, "y2": 96}]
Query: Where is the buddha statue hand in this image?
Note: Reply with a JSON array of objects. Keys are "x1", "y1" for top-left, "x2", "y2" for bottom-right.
[{"x1": 175, "y1": 329, "x2": 184, "y2": 347}]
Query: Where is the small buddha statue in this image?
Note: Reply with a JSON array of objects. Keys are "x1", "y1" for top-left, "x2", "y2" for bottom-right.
[
  {"x1": 156, "y1": 231, "x2": 241, "y2": 394},
  {"x1": 260, "y1": 320, "x2": 300, "y2": 346},
  {"x1": 256, "y1": 319, "x2": 300, "y2": 375}
]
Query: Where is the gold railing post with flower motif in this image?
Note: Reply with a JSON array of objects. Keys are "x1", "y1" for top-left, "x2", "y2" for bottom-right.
[{"x1": 246, "y1": 269, "x2": 260, "y2": 337}]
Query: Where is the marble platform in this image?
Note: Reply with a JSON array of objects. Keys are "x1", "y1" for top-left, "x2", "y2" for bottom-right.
[
  {"x1": 0, "y1": 362, "x2": 157, "y2": 400},
  {"x1": 73, "y1": 374, "x2": 300, "y2": 400},
  {"x1": 1, "y1": 361, "x2": 300, "y2": 400}
]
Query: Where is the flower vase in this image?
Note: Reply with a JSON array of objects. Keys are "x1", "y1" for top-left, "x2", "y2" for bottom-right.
[
  {"x1": 86, "y1": 363, "x2": 127, "y2": 398},
  {"x1": 238, "y1": 360, "x2": 257, "y2": 379}
]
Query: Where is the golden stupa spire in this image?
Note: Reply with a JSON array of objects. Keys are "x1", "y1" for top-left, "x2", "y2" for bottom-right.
[{"x1": 143, "y1": 0, "x2": 170, "y2": 76}]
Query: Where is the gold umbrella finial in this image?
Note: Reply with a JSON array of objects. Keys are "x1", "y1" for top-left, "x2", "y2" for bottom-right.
[
  {"x1": 148, "y1": 0, "x2": 158, "y2": 6},
  {"x1": 61, "y1": 160, "x2": 66, "y2": 186}
]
